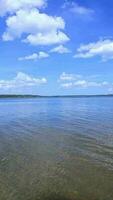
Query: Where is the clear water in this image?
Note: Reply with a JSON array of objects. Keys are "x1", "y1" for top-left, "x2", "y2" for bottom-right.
[{"x1": 0, "y1": 97, "x2": 113, "y2": 200}]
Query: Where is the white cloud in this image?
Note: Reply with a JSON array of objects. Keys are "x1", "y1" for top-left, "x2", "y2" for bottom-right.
[
  {"x1": 59, "y1": 72, "x2": 82, "y2": 81},
  {"x1": 74, "y1": 39, "x2": 113, "y2": 61},
  {"x1": 59, "y1": 72, "x2": 113, "y2": 90},
  {"x1": 2, "y1": 4, "x2": 69, "y2": 45},
  {"x1": 0, "y1": 0, "x2": 46, "y2": 16},
  {"x1": 50, "y1": 45, "x2": 70, "y2": 54},
  {"x1": 23, "y1": 31, "x2": 69, "y2": 46},
  {"x1": 19, "y1": 51, "x2": 49, "y2": 61},
  {"x1": 61, "y1": 82, "x2": 73, "y2": 88},
  {"x1": 0, "y1": 72, "x2": 47, "y2": 89},
  {"x1": 62, "y1": 1, "x2": 94, "y2": 16},
  {"x1": 61, "y1": 80, "x2": 111, "y2": 89}
]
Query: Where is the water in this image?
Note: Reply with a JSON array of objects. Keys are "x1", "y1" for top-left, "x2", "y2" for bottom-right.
[{"x1": 0, "y1": 97, "x2": 113, "y2": 200}]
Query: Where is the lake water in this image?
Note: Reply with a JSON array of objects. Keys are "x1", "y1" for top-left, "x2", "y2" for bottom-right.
[{"x1": 0, "y1": 97, "x2": 113, "y2": 200}]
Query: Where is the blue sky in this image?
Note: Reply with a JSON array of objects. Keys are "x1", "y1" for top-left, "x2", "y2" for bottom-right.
[{"x1": 0, "y1": 0, "x2": 113, "y2": 95}]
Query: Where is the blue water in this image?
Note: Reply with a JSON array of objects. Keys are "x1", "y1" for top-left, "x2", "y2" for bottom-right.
[{"x1": 0, "y1": 97, "x2": 113, "y2": 200}]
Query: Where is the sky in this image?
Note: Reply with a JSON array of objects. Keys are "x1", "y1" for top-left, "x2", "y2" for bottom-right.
[{"x1": 0, "y1": 0, "x2": 113, "y2": 95}]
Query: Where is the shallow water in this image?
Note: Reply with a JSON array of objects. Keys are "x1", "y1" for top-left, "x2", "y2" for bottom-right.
[{"x1": 0, "y1": 97, "x2": 113, "y2": 200}]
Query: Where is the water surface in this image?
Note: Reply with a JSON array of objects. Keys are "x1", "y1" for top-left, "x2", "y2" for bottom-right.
[{"x1": 0, "y1": 97, "x2": 113, "y2": 200}]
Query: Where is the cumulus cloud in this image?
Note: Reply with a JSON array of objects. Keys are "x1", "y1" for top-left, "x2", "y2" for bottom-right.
[
  {"x1": 74, "y1": 39, "x2": 113, "y2": 61},
  {"x1": 23, "y1": 31, "x2": 69, "y2": 46},
  {"x1": 62, "y1": 0, "x2": 94, "y2": 16},
  {"x1": 59, "y1": 72, "x2": 113, "y2": 90},
  {"x1": 0, "y1": 72, "x2": 47, "y2": 89},
  {"x1": 0, "y1": 0, "x2": 46, "y2": 16},
  {"x1": 19, "y1": 51, "x2": 49, "y2": 61},
  {"x1": 50, "y1": 45, "x2": 70, "y2": 54},
  {"x1": 1, "y1": 1, "x2": 69, "y2": 45}
]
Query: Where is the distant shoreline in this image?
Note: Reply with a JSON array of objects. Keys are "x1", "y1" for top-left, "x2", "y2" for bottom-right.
[{"x1": 0, "y1": 94, "x2": 113, "y2": 98}]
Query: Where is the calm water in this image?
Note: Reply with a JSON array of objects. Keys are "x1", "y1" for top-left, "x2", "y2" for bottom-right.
[{"x1": 0, "y1": 97, "x2": 113, "y2": 200}]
